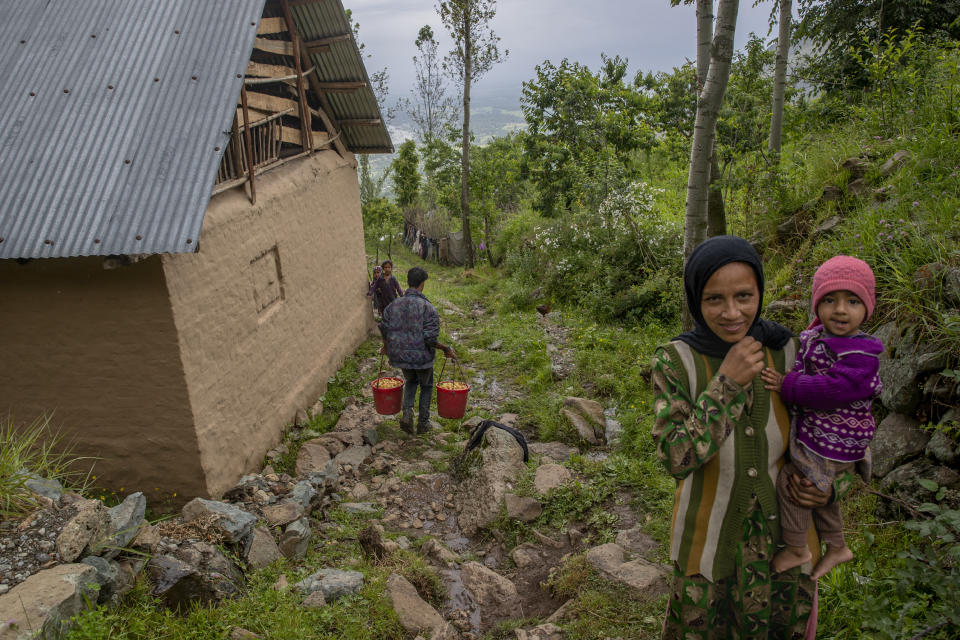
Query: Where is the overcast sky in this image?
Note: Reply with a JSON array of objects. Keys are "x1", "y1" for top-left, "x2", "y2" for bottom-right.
[{"x1": 348, "y1": 0, "x2": 785, "y2": 104}]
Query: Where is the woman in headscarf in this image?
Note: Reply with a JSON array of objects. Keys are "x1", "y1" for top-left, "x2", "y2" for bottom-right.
[{"x1": 652, "y1": 235, "x2": 832, "y2": 639}]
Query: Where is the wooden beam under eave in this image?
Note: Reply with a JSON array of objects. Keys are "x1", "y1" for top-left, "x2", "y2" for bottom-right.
[
  {"x1": 290, "y1": 35, "x2": 349, "y2": 157},
  {"x1": 241, "y1": 91, "x2": 299, "y2": 113},
  {"x1": 257, "y1": 17, "x2": 287, "y2": 34},
  {"x1": 279, "y1": 126, "x2": 330, "y2": 150},
  {"x1": 247, "y1": 61, "x2": 298, "y2": 78},
  {"x1": 253, "y1": 37, "x2": 294, "y2": 56},
  {"x1": 304, "y1": 34, "x2": 351, "y2": 50},
  {"x1": 315, "y1": 81, "x2": 367, "y2": 92}
]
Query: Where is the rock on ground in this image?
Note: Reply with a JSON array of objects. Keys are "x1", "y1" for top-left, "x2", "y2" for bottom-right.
[
  {"x1": 871, "y1": 413, "x2": 929, "y2": 477},
  {"x1": 534, "y1": 464, "x2": 572, "y2": 494},
  {"x1": 295, "y1": 569, "x2": 364, "y2": 601},
  {"x1": 182, "y1": 498, "x2": 256, "y2": 544},
  {"x1": 55, "y1": 499, "x2": 110, "y2": 562},
  {"x1": 296, "y1": 440, "x2": 332, "y2": 475},
  {"x1": 461, "y1": 561, "x2": 519, "y2": 616},
  {"x1": 246, "y1": 527, "x2": 282, "y2": 570},
  {"x1": 505, "y1": 493, "x2": 543, "y2": 522},
  {"x1": 0, "y1": 563, "x2": 98, "y2": 640},
  {"x1": 103, "y1": 492, "x2": 147, "y2": 558},
  {"x1": 386, "y1": 573, "x2": 456, "y2": 640},
  {"x1": 456, "y1": 428, "x2": 526, "y2": 536}
]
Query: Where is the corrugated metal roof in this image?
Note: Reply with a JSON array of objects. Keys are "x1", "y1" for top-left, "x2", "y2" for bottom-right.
[
  {"x1": 0, "y1": 0, "x2": 266, "y2": 259},
  {"x1": 292, "y1": 0, "x2": 394, "y2": 154}
]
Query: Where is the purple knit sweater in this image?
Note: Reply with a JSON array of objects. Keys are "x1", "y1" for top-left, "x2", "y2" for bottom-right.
[{"x1": 780, "y1": 327, "x2": 884, "y2": 463}]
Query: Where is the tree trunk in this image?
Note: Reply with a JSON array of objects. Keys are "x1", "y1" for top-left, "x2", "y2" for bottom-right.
[
  {"x1": 683, "y1": 0, "x2": 739, "y2": 326},
  {"x1": 460, "y1": 12, "x2": 475, "y2": 268},
  {"x1": 768, "y1": 0, "x2": 791, "y2": 156},
  {"x1": 696, "y1": 0, "x2": 713, "y2": 89},
  {"x1": 707, "y1": 149, "x2": 726, "y2": 236}
]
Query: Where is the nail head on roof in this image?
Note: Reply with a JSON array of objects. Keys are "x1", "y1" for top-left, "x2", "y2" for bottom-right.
[
  {"x1": 63, "y1": 89, "x2": 69, "y2": 94},
  {"x1": 29, "y1": 92, "x2": 35, "y2": 97},
  {"x1": 94, "y1": 239, "x2": 101, "y2": 244},
  {"x1": 19, "y1": 40, "x2": 25, "y2": 44},
  {"x1": 186, "y1": 239, "x2": 193, "y2": 244},
  {"x1": 136, "y1": 235, "x2": 142, "y2": 241},
  {"x1": 0, "y1": 238, "x2": 4, "y2": 243},
  {"x1": 214, "y1": 146, "x2": 221, "y2": 151},
  {"x1": 124, "y1": 159, "x2": 131, "y2": 164},
  {"x1": 44, "y1": 240, "x2": 52, "y2": 245},
  {"x1": 91, "y1": 34, "x2": 96, "y2": 38},
  {"x1": 107, "y1": 85, "x2": 114, "y2": 90},
  {"x1": 191, "y1": 76, "x2": 198, "y2": 81},
  {"x1": 154, "y1": 78, "x2": 160, "y2": 82},
  {"x1": 175, "y1": 29, "x2": 181, "y2": 34}
]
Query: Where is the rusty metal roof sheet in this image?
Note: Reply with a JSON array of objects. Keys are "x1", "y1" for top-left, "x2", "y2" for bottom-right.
[
  {"x1": 291, "y1": 0, "x2": 394, "y2": 154},
  {"x1": 0, "y1": 0, "x2": 266, "y2": 259}
]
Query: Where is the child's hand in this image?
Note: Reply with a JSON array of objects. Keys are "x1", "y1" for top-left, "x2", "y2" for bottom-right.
[{"x1": 761, "y1": 367, "x2": 784, "y2": 392}]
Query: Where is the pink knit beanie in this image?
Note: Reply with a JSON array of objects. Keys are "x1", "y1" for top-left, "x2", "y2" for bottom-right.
[{"x1": 809, "y1": 255, "x2": 876, "y2": 328}]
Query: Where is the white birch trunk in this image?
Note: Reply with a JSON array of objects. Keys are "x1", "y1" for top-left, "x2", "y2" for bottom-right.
[
  {"x1": 460, "y1": 11, "x2": 475, "y2": 268},
  {"x1": 768, "y1": 0, "x2": 792, "y2": 155},
  {"x1": 696, "y1": 0, "x2": 713, "y2": 88},
  {"x1": 684, "y1": 0, "x2": 739, "y2": 265}
]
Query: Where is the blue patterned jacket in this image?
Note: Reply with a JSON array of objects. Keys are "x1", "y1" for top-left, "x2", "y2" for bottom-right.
[{"x1": 379, "y1": 288, "x2": 439, "y2": 369}]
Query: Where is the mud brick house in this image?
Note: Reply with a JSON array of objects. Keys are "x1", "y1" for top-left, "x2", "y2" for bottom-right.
[{"x1": 0, "y1": 0, "x2": 392, "y2": 498}]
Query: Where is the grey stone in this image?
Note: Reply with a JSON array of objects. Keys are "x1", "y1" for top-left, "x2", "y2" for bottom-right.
[
  {"x1": 304, "y1": 459, "x2": 339, "y2": 491},
  {"x1": 421, "y1": 539, "x2": 458, "y2": 567},
  {"x1": 456, "y1": 427, "x2": 526, "y2": 536},
  {"x1": 302, "y1": 591, "x2": 326, "y2": 608},
  {"x1": 841, "y1": 157, "x2": 868, "y2": 179},
  {"x1": 498, "y1": 413, "x2": 519, "y2": 427},
  {"x1": 534, "y1": 464, "x2": 572, "y2": 494},
  {"x1": 926, "y1": 430, "x2": 959, "y2": 466},
  {"x1": 561, "y1": 408, "x2": 600, "y2": 445},
  {"x1": 605, "y1": 417, "x2": 623, "y2": 445},
  {"x1": 879, "y1": 150, "x2": 911, "y2": 177},
  {"x1": 529, "y1": 441, "x2": 577, "y2": 462},
  {"x1": 461, "y1": 561, "x2": 518, "y2": 615},
  {"x1": 0, "y1": 563, "x2": 98, "y2": 639},
  {"x1": 295, "y1": 569, "x2": 364, "y2": 601},
  {"x1": 462, "y1": 415, "x2": 484, "y2": 430},
  {"x1": 386, "y1": 573, "x2": 455, "y2": 639},
  {"x1": 246, "y1": 527, "x2": 282, "y2": 570},
  {"x1": 80, "y1": 556, "x2": 121, "y2": 602},
  {"x1": 23, "y1": 473, "x2": 63, "y2": 502},
  {"x1": 358, "y1": 524, "x2": 398, "y2": 562},
  {"x1": 872, "y1": 413, "x2": 929, "y2": 477},
  {"x1": 295, "y1": 440, "x2": 332, "y2": 476},
  {"x1": 585, "y1": 543, "x2": 625, "y2": 574},
  {"x1": 880, "y1": 336, "x2": 948, "y2": 414},
  {"x1": 488, "y1": 339, "x2": 503, "y2": 351},
  {"x1": 509, "y1": 543, "x2": 542, "y2": 569},
  {"x1": 56, "y1": 499, "x2": 110, "y2": 562},
  {"x1": 813, "y1": 215, "x2": 842, "y2": 237},
  {"x1": 339, "y1": 502, "x2": 379, "y2": 515},
  {"x1": 777, "y1": 215, "x2": 799, "y2": 239},
  {"x1": 279, "y1": 518, "x2": 311, "y2": 559},
  {"x1": 563, "y1": 397, "x2": 605, "y2": 427},
  {"x1": 514, "y1": 623, "x2": 564, "y2": 640},
  {"x1": 334, "y1": 445, "x2": 372, "y2": 469},
  {"x1": 612, "y1": 558, "x2": 670, "y2": 595},
  {"x1": 767, "y1": 299, "x2": 807, "y2": 315},
  {"x1": 820, "y1": 186, "x2": 843, "y2": 201},
  {"x1": 290, "y1": 481, "x2": 317, "y2": 511},
  {"x1": 847, "y1": 178, "x2": 869, "y2": 197},
  {"x1": 362, "y1": 427, "x2": 379, "y2": 447},
  {"x1": 148, "y1": 547, "x2": 243, "y2": 611},
  {"x1": 182, "y1": 498, "x2": 256, "y2": 544},
  {"x1": 230, "y1": 628, "x2": 261, "y2": 640},
  {"x1": 262, "y1": 501, "x2": 303, "y2": 527},
  {"x1": 881, "y1": 459, "x2": 960, "y2": 509},
  {"x1": 101, "y1": 492, "x2": 147, "y2": 558},
  {"x1": 615, "y1": 526, "x2": 658, "y2": 557},
  {"x1": 505, "y1": 494, "x2": 543, "y2": 522}
]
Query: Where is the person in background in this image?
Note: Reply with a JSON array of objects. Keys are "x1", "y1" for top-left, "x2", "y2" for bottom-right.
[
  {"x1": 651, "y1": 235, "x2": 839, "y2": 639},
  {"x1": 379, "y1": 266, "x2": 456, "y2": 434},
  {"x1": 367, "y1": 260, "x2": 403, "y2": 316},
  {"x1": 762, "y1": 255, "x2": 882, "y2": 579}
]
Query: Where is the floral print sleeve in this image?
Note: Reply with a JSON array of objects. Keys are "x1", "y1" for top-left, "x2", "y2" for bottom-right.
[{"x1": 651, "y1": 347, "x2": 751, "y2": 479}]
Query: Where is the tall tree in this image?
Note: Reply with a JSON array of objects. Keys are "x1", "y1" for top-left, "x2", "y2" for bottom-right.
[
  {"x1": 684, "y1": 0, "x2": 740, "y2": 269},
  {"x1": 404, "y1": 25, "x2": 457, "y2": 145},
  {"x1": 438, "y1": 0, "x2": 506, "y2": 268},
  {"x1": 768, "y1": 0, "x2": 792, "y2": 156},
  {"x1": 391, "y1": 140, "x2": 421, "y2": 209}
]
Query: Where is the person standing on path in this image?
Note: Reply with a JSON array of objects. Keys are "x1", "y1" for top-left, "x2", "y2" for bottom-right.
[
  {"x1": 368, "y1": 260, "x2": 404, "y2": 316},
  {"x1": 379, "y1": 266, "x2": 456, "y2": 434},
  {"x1": 651, "y1": 235, "x2": 848, "y2": 639}
]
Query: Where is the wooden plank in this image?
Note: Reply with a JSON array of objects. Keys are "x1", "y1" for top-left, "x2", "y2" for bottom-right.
[
  {"x1": 316, "y1": 81, "x2": 367, "y2": 92},
  {"x1": 240, "y1": 91, "x2": 299, "y2": 113},
  {"x1": 304, "y1": 33, "x2": 351, "y2": 52},
  {"x1": 246, "y1": 61, "x2": 297, "y2": 78},
  {"x1": 253, "y1": 37, "x2": 294, "y2": 56},
  {"x1": 257, "y1": 17, "x2": 287, "y2": 34},
  {"x1": 235, "y1": 106, "x2": 273, "y2": 125},
  {"x1": 279, "y1": 126, "x2": 330, "y2": 149}
]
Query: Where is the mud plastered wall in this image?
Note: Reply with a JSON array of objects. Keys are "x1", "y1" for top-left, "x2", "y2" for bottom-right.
[
  {"x1": 0, "y1": 256, "x2": 206, "y2": 497},
  {"x1": 163, "y1": 150, "x2": 373, "y2": 496}
]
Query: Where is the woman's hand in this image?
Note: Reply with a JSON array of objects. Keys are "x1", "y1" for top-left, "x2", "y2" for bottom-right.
[
  {"x1": 717, "y1": 337, "x2": 766, "y2": 387},
  {"x1": 787, "y1": 473, "x2": 831, "y2": 508}
]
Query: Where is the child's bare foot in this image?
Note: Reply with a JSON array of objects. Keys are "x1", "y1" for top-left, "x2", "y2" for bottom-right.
[
  {"x1": 772, "y1": 545, "x2": 812, "y2": 574},
  {"x1": 811, "y1": 544, "x2": 854, "y2": 579}
]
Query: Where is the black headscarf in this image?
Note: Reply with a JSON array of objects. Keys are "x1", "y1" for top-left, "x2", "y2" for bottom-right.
[{"x1": 675, "y1": 235, "x2": 793, "y2": 358}]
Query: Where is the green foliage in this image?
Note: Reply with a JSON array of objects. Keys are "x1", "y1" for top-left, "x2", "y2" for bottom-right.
[
  {"x1": 391, "y1": 140, "x2": 421, "y2": 208},
  {"x1": 1, "y1": 415, "x2": 90, "y2": 519}
]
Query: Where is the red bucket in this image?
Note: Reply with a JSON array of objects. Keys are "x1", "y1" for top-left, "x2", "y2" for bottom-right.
[
  {"x1": 435, "y1": 381, "x2": 470, "y2": 419},
  {"x1": 372, "y1": 377, "x2": 404, "y2": 415}
]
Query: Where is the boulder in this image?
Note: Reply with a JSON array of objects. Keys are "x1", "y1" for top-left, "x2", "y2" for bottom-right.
[
  {"x1": 295, "y1": 569, "x2": 364, "y2": 601},
  {"x1": 456, "y1": 427, "x2": 527, "y2": 535},
  {"x1": 130, "y1": 521, "x2": 163, "y2": 553},
  {"x1": 812, "y1": 215, "x2": 842, "y2": 237},
  {"x1": 847, "y1": 178, "x2": 869, "y2": 197},
  {"x1": 56, "y1": 499, "x2": 110, "y2": 562},
  {"x1": 101, "y1": 492, "x2": 147, "y2": 558},
  {"x1": 534, "y1": 464, "x2": 572, "y2": 494},
  {"x1": 926, "y1": 429, "x2": 959, "y2": 466},
  {"x1": 302, "y1": 591, "x2": 327, "y2": 608},
  {"x1": 881, "y1": 459, "x2": 960, "y2": 510},
  {"x1": 279, "y1": 518, "x2": 311, "y2": 559},
  {"x1": 339, "y1": 502, "x2": 378, "y2": 515},
  {"x1": 563, "y1": 397, "x2": 605, "y2": 428},
  {"x1": 23, "y1": 474, "x2": 63, "y2": 503},
  {"x1": 880, "y1": 339, "x2": 948, "y2": 414},
  {"x1": 334, "y1": 445, "x2": 372, "y2": 469},
  {"x1": 461, "y1": 561, "x2": 518, "y2": 615},
  {"x1": 561, "y1": 409, "x2": 601, "y2": 445},
  {"x1": 529, "y1": 442, "x2": 577, "y2": 462},
  {"x1": 386, "y1": 574, "x2": 456, "y2": 640},
  {"x1": 585, "y1": 543, "x2": 625, "y2": 575},
  {"x1": 182, "y1": 498, "x2": 256, "y2": 544},
  {"x1": 230, "y1": 628, "x2": 261, "y2": 640},
  {"x1": 612, "y1": 558, "x2": 669, "y2": 595},
  {"x1": 332, "y1": 402, "x2": 382, "y2": 433},
  {"x1": 358, "y1": 524, "x2": 399, "y2": 562},
  {"x1": 295, "y1": 440, "x2": 332, "y2": 476},
  {"x1": 0, "y1": 563, "x2": 98, "y2": 640},
  {"x1": 605, "y1": 416, "x2": 623, "y2": 445},
  {"x1": 289, "y1": 481, "x2": 317, "y2": 511},
  {"x1": 615, "y1": 526, "x2": 658, "y2": 557},
  {"x1": 246, "y1": 527, "x2": 282, "y2": 570},
  {"x1": 498, "y1": 413, "x2": 520, "y2": 427},
  {"x1": 841, "y1": 157, "x2": 868, "y2": 179},
  {"x1": 820, "y1": 186, "x2": 843, "y2": 202},
  {"x1": 871, "y1": 413, "x2": 930, "y2": 478},
  {"x1": 421, "y1": 538, "x2": 458, "y2": 567},
  {"x1": 879, "y1": 150, "x2": 910, "y2": 177},
  {"x1": 148, "y1": 544, "x2": 243, "y2": 611},
  {"x1": 505, "y1": 493, "x2": 543, "y2": 522},
  {"x1": 509, "y1": 543, "x2": 543, "y2": 569},
  {"x1": 262, "y1": 502, "x2": 303, "y2": 527}
]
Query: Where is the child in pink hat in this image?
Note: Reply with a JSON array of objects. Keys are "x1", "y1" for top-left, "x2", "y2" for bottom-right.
[{"x1": 761, "y1": 255, "x2": 884, "y2": 578}]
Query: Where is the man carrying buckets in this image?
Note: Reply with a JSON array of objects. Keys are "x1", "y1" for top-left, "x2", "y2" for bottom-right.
[{"x1": 379, "y1": 266, "x2": 456, "y2": 434}]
